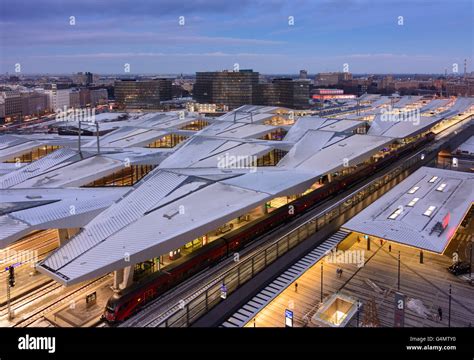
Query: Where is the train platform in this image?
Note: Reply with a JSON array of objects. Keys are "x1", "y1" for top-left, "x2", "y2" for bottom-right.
[
  {"x1": 240, "y1": 230, "x2": 474, "y2": 328},
  {"x1": 47, "y1": 280, "x2": 114, "y2": 327}
]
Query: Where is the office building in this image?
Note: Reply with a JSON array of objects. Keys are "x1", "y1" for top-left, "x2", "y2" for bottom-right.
[
  {"x1": 115, "y1": 79, "x2": 171, "y2": 109},
  {"x1": 45, "y1": 85, "x2": 71, "y2": 111},
  {"x1": 194, "y1": 70, "x2": 259, "y2": 109}
]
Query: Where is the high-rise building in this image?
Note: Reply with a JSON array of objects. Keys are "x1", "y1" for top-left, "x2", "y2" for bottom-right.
[
  {"x1": 154, "y1": 78, "x2": 173, "y2": 101},
  {"x1": 255, "y1": 78, "x2": 310, "y2": 109},
  {"x1": 255, "y1": 83, "x2": 280, "y2": 106},
  {"x1": 299, "y1": 70, "x2": 308, "y2": 80},
  {"x1": 90, "y1": 88, "x2": 108, "y2": 106},
  {"x1": 73, "y1": 72, "x2": 94, "y2": 86},
  {"x1": 79, "y1": 88, "x2": 91, "y2": 107},
  {"x1": 0, "y1": 101, "x2": 5, "y2": 122},
  {"x1": 45, "y1": 85, "x2": 70, "y2": 111},
  {"x1": 194, "y1": 70, "x2": 259, "y2": 109},
  {"x1": 70, "y1": 90, "x2": 81, "y2": 108},
  {"x1": 1, "y1": 91, "x2": 22, "y2": 122},
  {"x1": 114, "y1": 79, "x2": 170, "y2": 109}
]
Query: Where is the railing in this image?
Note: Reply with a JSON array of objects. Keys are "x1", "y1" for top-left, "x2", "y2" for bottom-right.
[{"x1": 152, "y1": 122, "x2": 474, "y2": 328}]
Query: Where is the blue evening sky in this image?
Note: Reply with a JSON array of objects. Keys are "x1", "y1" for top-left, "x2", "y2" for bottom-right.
[{"x1": 0, "y1": 0, "x2": 472, "y2": 74}]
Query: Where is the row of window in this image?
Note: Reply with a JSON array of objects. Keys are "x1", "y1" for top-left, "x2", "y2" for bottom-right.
[{"x1": 84, "y1": 165, "x2": 155, "y2": 187}]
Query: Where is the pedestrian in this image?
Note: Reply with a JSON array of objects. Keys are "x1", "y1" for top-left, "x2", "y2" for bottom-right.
[
  {"x1": 339, "y1": 268, "x2": 343, "y2": 278},
  {"x1": 438, "y1": 307, "x2": 443, "y2": 321},
  {"x1": 380, "y1": 239, "x2": 383, "y2": 246},
  {"x1": 389, "y1": 244, "x2": 392, "y2": 252},
  {"x1": 294, "y1": 282, "x2": 298, "y2": 293},
  {"x1": 253, "y1": 318, "x2": 256, "y2": 327}
]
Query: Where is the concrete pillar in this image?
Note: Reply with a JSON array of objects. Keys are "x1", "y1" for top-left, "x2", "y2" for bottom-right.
[
  {"x1": 67, "y1": 228, "x2": 80, "y2": 238},
  {"x1": 327, "y1": 173, "x2": 332, "y2": 183},
  {"x1": 113, "y1": 270, "x2": 124, "y2": 292},
  {"x1": 57, "y1": 228, "x2": 81, "y2": 246},
  {"x1": 120, "y1": 265, "x2": 134, "y2": 290},
  {"x1": 57, "y1": 229, "x2": 69, "y2": 246}
]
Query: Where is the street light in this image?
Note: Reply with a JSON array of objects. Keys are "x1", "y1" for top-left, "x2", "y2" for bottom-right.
[
  {"x1": 470, "y1": 240, "x2": 473, "y2": 286},
  {"x1": 357, "y1": 301, "x2": 362, "y2": 327},
  {"x1": 448, "y1": 285, "x2": 452, "y2": 327},
  {"x1": 320, "y1": 262, "x2": 324, "y2": 302},
  {"x1": 6, "y1": 265, "x2": 16, "y2": 320},
  {"x1": 397, "y1": 251, "x2": 401, "y2": 291}
]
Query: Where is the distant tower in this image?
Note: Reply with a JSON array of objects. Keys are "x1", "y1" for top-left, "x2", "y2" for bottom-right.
[{"x1": 464, "y1": 59, "x2": 467, "y2": 81}]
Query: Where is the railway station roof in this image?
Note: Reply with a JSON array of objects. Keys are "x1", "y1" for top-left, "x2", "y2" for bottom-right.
[
  {"x1": 393, "y1": 95, "x2": 423, "y2": 108},
  {"x1": 367, "y1": 113, "x2": 444, "y2": 139},
  {"x1": 456, "y1": 135, "x2": 474, "y2": 155},
  {"x1": 343, "y1": 167, "x2": 474, "y2": 253},
  {"x1": 0, "y1": 99, "x2": 469, "y2": 285}
]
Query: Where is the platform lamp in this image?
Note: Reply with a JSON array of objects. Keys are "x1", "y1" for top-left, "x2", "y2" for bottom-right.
[{"x1": 470, "y1": 240, "x2": 473, "y2": 286}]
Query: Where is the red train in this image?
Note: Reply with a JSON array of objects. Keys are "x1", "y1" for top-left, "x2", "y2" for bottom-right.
[{"x1": 103, "y1": 133, "x2": 434, "y2": 323}]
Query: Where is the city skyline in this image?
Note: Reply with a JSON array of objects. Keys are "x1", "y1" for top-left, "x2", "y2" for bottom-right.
[{"x1": 1, "y1": 0, "x2": 472, "y2": 74}]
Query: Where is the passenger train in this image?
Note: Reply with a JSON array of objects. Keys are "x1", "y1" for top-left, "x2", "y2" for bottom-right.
[{"x1": 103, "y1": 132, "x2": 435, "y2": 323}]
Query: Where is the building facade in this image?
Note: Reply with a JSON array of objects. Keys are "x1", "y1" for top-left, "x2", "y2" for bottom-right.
[
  {"x1": 315, "y1": 72, "x2": 352, "y2": 86},
  {"x1": 2, "y1": 92, "x2": 22, "y2": 122},
  {"x1": 45, "y1": 86, "x2": 71, "y2": 111},
  {"x1": 70, "y1": 90, "x2": 81, "y2": 108},
  {"x1": 90, "y1": 88, "x2": 108, "y2": 106},
  {"x1": 194, "y1": 70, "x2": 259, "y2": 109},
  {"x1": 115, "y1": 79, "x2": 171, "y2": 109},
  {"x1": 255, "y1": 78, "x2": 310, "y2": 109},
  {"x1": 21, "y1": 92, "x2": 48, "y2": 117}
]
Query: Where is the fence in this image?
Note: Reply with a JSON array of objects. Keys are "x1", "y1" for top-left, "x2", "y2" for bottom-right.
[{"x1": 155, "y1": 122, "x2": 474, "y2": 327}]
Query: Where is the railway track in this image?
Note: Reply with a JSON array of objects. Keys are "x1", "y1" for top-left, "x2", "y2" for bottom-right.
[
  {"x1": 12, "y1": 275, "x2": 111, "y2": 328},
  {"x1": 121, "y1": 118, "x2": 473, "y2": 327},
  {"x1": 120, "y1": 149, "x2": 427, "y2": 326},
  {"x1": 0, "y1": 280, "x2": 59, "y2": 316}
]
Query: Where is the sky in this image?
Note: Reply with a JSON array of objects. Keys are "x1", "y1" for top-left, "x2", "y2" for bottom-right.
[{"x1": 0, "y1": 0, "x2": 472, "y2": 74}]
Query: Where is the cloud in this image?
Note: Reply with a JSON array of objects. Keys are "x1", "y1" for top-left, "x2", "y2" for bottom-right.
[{"x1": 31, "y1": 51, "x2": 286, "y2": 59}]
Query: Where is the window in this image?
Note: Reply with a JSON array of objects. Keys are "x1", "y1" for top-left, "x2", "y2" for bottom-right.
[
  {"x1": 423, "y1": 206, "x2": 436, "y2": 217},
  {"x1": 428, "y1": 176, "x2": 438, "y2": 183},
  {"x1": 436, "y1": 183, "x2": 447, "y2": 192},
  {"x1": 408, "y1": 186, "x2": 420, "y2": 194},
  {"x1": 407, "y1": 197, "x2": 420, "y2": 207},
  {"x1": 388, "y1": 207, "x2": 403, "y2": 220}
]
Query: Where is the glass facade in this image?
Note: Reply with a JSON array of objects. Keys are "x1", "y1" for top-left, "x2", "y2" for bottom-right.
[
  {"x1": 114, "y1": 79, "x2": 172, "y2": 109},
  {"x1": 146, "y1": 134, "x2": 188, "y2": 148},
  {"x1": 84, "y1": 164, "x2": 155, "y2": 187},
  {"x1": 4, "y1": 145, "x2": 61, "y2": 163},
  {"x1": 194, "y1": 70, "x2": 259, "y2": 109}
]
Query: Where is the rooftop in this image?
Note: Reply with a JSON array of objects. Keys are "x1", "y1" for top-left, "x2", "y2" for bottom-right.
[
  {"x1": 0, "y1": 99, "x2": 470, "y2": 285},
  {"x1": 343, "y1": 167, "x2": 474, "y2": 253}
]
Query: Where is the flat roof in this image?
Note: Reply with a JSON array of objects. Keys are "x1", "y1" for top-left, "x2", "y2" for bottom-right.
[
  {"x1": 343, "y1": 167, "x2": 474, "y2": 253},
  {"x1": 457, "y1": 135, "x2": 474, "y2": 155},
  {"x1": 367, "y1": 113, "x2": 444, "y2": 139}
]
